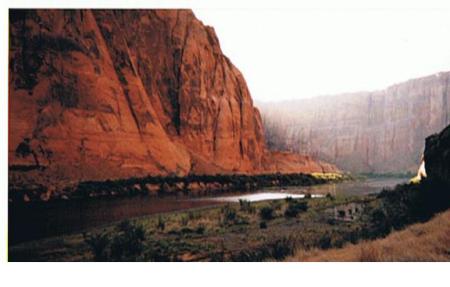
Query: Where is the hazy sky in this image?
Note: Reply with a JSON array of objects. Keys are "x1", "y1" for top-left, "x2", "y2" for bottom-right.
[{"x1": 194, "y1": 8, "x2": 450, "y2": 102}]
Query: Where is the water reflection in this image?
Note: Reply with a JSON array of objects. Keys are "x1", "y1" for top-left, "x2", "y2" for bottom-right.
[{"x1": 208, "y1": 192, "x2": 323, "y2": 202}]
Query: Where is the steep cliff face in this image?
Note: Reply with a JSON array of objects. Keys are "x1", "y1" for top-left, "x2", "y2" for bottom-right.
[
  {"x1": 259, "y1": 72, "x2": 450, "y2": 173},
  {"x1": 424, "y1": 124, "x2": 450, "y2": 184},
  {"x1": 9, "y1": 9, "x2": 333, "y2": 188},
  {"x1": 9, "y1": 9, "x2": 266, "y2": 184}
]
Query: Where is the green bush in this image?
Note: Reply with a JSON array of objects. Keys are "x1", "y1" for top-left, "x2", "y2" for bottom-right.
[
  {"x1": 239, "y1": 199, "x2": 255, "y2": 213},
  {"x1": 83, "y1": 231, "x2": 110, "y2": 261},
  {"x1": 157, "y1": 216, "x2": 166, "y2": 231},
  {"x1": 221, "y1": 205, "x2": 237, "y2": 222},
  {"x1": 284, "y1": 200, "x2": 308, "y2": 218},
  {"x1": 146, "y1": 239, "x2": 172, "y2": 261},
  {"x1": 180, "y1": 215, "x2": 189, "y2": 226},
  {"x1": 259, "y1": 206, "x2": 275, "y2": 220},
  {"x1": 271, "y1": 237, "x2": 297, "y2": 260},
  {"x1": 358, "y1": 179, "x2": 450, "y2": 240},
  {"x1": 83, "y1": 220, "x2": 146, "y2": 261},
  {"x1": 270, "y1": 200, "x2": 283, "y2": 210},
  {"x1": 196, "y1": 225, "x2": 205, "y2": 234},
  {"x1": 284, "y1": 205, "x2": 299, "y2": 218},
  {"x1": 231, "y1": 236, "x2": 296, "y2": 261},
  {"x1": 188, "y1": 211, "x2": 199, "y2": 220},
  {"x1": 367, "y1": 208, "x2": 391, "y2": 238},
  {"x1": 109, "y1": 220, "x2": 146, "y2": 261},
  {"x1": 318, "y1": 235, "x2": 332, "y2": 249},
  {"x1": 220, "y1": 205, "x2": 249, "y2": 226}
]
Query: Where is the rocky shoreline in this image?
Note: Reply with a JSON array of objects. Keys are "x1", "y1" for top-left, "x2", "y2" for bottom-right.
[{"x1": 9, "y1": 172, "x2": 347, "y2": 203}]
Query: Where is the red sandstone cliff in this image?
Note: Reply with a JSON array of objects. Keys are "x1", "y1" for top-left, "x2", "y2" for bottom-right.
[
  {"x1": 259, "y1": 72, "x2": 450, "y2": 173},
  {"x1": 9, "y1": 9, "x2": 336, "y2": 188}
]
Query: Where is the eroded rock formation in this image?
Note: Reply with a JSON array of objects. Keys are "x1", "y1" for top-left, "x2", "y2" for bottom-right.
[
  {"x1": 9, "y1": 9, "x2": 336, "y2": 190},
  {"x1": 259, "y1": 72, "x2": 450, "y2": 173}
]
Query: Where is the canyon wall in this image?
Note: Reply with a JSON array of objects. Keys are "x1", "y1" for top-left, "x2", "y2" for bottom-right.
[
  {"x1": 259, "y1": 72, "x2": 450, "y2": 173},
  {"x1": 9, "y1": 9, "x2": 336, "y2": 189}
]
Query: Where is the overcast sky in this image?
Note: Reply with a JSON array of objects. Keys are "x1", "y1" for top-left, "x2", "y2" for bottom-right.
[{"x1": 194, "y1": 8, "x2": 450, "y2": 102}]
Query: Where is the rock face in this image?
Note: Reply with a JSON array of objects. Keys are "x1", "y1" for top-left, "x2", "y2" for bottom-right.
[
  {"x1": 262, "y1": 151, "x2": 337, "y2": 174},
  {"x1": 9, "y1": 9, "x2": 335, "y2": 188},
  {"x1": 424, "y1": 124, "x2": 450, "y2": 184},
  {"x1": 259, "y1": 72, "x2": 450, "y2": 173}
]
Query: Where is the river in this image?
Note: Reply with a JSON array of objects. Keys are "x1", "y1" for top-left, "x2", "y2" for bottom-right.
[{"x1": 8, "y1": 176, "x2": 408, "y2": 245}]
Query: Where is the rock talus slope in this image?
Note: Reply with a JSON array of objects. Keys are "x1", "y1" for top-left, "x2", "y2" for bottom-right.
[{"x1": 9, "y1": 9, "x2": 336, "y2": 188}]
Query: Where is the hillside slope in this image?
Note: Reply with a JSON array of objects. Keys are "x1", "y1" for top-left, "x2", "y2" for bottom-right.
[{"x1": 288, "y1": 209, "x2": 450, "y2": 261}]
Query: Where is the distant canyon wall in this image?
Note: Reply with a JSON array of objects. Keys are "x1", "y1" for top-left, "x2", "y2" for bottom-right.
[{"x1": 259, "y1": 72, "x2": 450, "y2": 173}]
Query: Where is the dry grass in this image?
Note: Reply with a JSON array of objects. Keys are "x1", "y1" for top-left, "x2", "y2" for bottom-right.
[{"x1": 287, "y1": 209, "x2": 450, "y2": 262}]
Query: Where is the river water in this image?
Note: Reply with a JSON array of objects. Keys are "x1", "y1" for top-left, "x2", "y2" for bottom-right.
[{"x1": 8, "y1": 176, "x2": 408, "y2": 245}]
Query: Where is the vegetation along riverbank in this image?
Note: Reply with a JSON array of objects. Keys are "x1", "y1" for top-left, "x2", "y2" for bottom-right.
[
  {"x1": 9, "y1": 172, "x2": 348, "y2": 202},
  {"x1": 10, "y1": 175, "x2": 449, "y2": 262}
]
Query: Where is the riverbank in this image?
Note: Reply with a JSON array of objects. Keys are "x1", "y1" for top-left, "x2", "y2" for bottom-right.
[
  {"x1": 9, "y1": 178, "x2": 415, "y2": 262},
  {"x1": 9, "y1": 192, "x2": 370, "y2": 261},
  {"x1": 9, "y1": 175, "x2": 403, "y2": 246},
  {"x1": 9, "y1": 172, "x2": 348, "y2": 203},
  {"x1": 12, "y1": 175, "x2": 447, "y2": 262}
]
